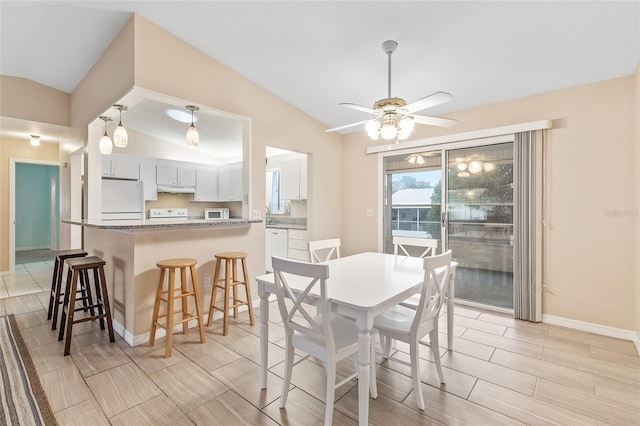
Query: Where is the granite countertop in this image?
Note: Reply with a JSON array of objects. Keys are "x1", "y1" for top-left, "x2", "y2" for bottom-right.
[
  {"x1": 266, "y1": 223, "x2": 307, "y2": 230},
  {"x1": 63, "y1": 218, "x2": 262, "y2": 231},
  {"x1": 265, "y1": 217, "x2": 307, "y2": 230}
]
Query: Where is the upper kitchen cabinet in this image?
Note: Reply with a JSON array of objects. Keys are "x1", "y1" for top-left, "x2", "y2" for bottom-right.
[
  {"x1": 139, "y1": 158, "x2": 158, "y2": 201},
  {"x1": 280, "y1": 157, "x2": 307, "y2": 200},
  {"x1": 102, "y1": 154, "x2": 139, "y2": 180},
  {"x1": 195, "y1": 168, "x2": 218, "y2": 201},
  {"x1": 156, "y1": 165, "x2": 196, "y2": 187},
  {"x1": 218, "y1": 164, "x2": 242, "y2": 201}
]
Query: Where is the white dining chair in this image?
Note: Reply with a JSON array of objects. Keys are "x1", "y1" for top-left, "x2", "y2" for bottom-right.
[
  {"x1": 271, "y1": 256, "x2": 377, "y2": 425},
  {"x1": 393, "y1": 236, "x2": 438, "y2": 258},
  {"x1": 374, "y1": 250, "x2": 452, "y2": 411},
  {"x1": 308, "y1": 238, "x2": 341, "y2": 263}
]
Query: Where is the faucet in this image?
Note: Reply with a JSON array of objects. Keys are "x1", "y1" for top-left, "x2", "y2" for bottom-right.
[{"x1": 266, "y1": 205, "x2": 272, "y2": 224}]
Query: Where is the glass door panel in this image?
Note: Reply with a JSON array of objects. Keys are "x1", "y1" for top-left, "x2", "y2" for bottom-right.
[{"x1": 445, "y1": 143, "x2": 514, "y2": 309}]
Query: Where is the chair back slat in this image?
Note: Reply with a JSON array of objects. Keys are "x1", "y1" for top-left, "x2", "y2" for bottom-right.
[
  {"x1": 392, "y1": 236, "x2": 438, "y2": 258},
  {"x1": 410, "y1": 250, "x2": 452, "y2": 335},
  {"x1": 308, "y1": 238, "x2": 341, "y2": 263},
  {"x1": 271, "y1": 256, "x2": 335, "y2": 350}
]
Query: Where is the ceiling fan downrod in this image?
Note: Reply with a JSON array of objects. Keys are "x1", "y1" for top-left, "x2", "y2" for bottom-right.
[{"x1": 382, "y1": 40, "x2": 398, "y2": 99}]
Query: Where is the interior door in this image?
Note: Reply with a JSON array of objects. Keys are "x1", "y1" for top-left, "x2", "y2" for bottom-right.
[{"x1": 444, "y1": 143, "x2": 514, "y2": 309}]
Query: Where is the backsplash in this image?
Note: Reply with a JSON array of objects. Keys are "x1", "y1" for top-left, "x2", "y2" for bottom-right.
[{"x1": 146, "y1": 193, "x2": 242, "y2": 218}]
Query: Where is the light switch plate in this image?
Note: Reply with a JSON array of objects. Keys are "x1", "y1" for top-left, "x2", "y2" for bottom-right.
[
  {"x1": 252, "y1": 209, "x2": 261, "y2": 219},
  {"x1": 366, "y1": 209, "x2": 374, "y2": 217}
]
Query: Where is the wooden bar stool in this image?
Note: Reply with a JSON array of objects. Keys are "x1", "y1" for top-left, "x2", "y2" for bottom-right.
[
  {"x1": 47, "y1": 249, "x2": 88, "y2": 330},
  {"x1": 207, "y1": 252, "x2": 255, "y2": 336},
  {"x1": 149, "y1": 258, "x2": 206, "y2": 357},
  {"x1": 57, "y1": 256, "x2": 115, "y2": 356}
]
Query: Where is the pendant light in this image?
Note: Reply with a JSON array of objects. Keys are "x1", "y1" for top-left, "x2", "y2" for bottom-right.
[
  {"x1": 185, "y1": 105, "x2": 200, "y2": 147},
  {"x1": 99, "y1": 116, "x2": 113, "y2": 155},
  {"x1": 30, "y1": 135, "x2": 40, "y2": 146},
  {"x1": 112, "y1": 104, "x2": 128, "y2": 148}
]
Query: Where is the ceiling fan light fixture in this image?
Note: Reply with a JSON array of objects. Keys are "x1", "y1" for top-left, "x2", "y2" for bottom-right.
[
  {"x1": 380, "y1": 122, "x2": 397, "y2": 140},
  {"x1": 99, "y1": 116, "x2": 113, "y2": 155},
  {"x1": 468, "y1": 160, "x2": 483, "y2": 174},
  {"x1": 457, "y1": 162, "x2": 468, "y2": 171},
  {"x1": 399, "y1": 116, "x2": 415, "y2": 132},
  {"x1": 185, "y1": 105, "x2": 200, "y2": 147},
  {"x1": 112, "y1": 104, "x2": 128, "y2": 148}
]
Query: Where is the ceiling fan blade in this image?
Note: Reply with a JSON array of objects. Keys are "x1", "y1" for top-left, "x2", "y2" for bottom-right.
[
  {"x1": 325, "y1": 120, "x2": 370, "y2": 133},
  {"x1": 405, "y1": 91, "x2": 453, "y2": 113},
  {"x1": 339, "y1": 103, "x2": 376, "y2": 114},
  {"x1": 412, "y1": 114, "x2": 457, "y2": 127}
]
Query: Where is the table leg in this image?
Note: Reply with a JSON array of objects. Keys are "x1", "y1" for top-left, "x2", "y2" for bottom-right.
[
  {"x1": 259, "y1": 285, "x2": 269, "y2": 389},
  {"x1": 356, "y1": 317, "x2": 373, "y2": 426},
  {"x1": 447, "y1": 266, "x2": 456, "y2": 350}
]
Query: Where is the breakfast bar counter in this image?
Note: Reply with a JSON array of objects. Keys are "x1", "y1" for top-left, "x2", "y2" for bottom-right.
[{"x1": 64, "y1": 218, "x2": 263, "y2": 346}]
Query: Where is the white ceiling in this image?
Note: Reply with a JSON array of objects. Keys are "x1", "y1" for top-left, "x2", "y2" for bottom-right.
[{"x1": 1, "y1": 1, "x2": 639, "y2": 145}]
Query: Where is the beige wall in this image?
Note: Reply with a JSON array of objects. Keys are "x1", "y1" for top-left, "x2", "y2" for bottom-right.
[
  {"x1": 342, "y1": 75, "x2": 637, "y2": 331},
  {"x1": 0, "y1": 137, "x2": 60, "y2": 271},
  {"x1": 0, "y1": 76, "x2": 70, "y2": 125},
  {"x1": 634, "y1": 63, "x2": 640, "y2": 345}
]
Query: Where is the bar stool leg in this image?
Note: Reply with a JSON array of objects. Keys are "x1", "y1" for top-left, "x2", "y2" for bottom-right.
[
  {"x1": 190, "y1": 265, "x2": 207, "y2": 344},
  {"x1": 47, "y1": 257, "x2": 61, "y2": 320},
  {"x1": 241, "y1": 257, "x2": 255, "y2": 326},
  {"x1": 58, "y1": 269, "x2": 74, "y2": 341},
  {"x1": 232, "y1": 259, "x2": 239, "y2": 319},
  {"x1": 64, "y1": 269, "x2": 80, "y2": 356},
  {"x1": 207, "y1": 259, "x2": 222, "y2": 326},
  {"x1": 180, "y1": 266, "x2": 189, "y2": 335},
  {"x1": 165, "y1": 267, "x2": 176, "y2": 358},
  {"x1": 223, "y1": 258, "x2": 232, "y2": 336},
  {"x1": 149, "y1": 267, "x2": 166, "y2": 347},
  {"x1": 97, "y1": 265, "x2": 115, "y2": 343}
]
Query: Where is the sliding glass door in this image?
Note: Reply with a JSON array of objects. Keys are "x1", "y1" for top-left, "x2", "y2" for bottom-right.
[
  {"x1": 445, "y1": 143, "x2": 514, "y2": 309},
  {"x1": 383, "y1": 141, "x2": 515, "y2": 310}
]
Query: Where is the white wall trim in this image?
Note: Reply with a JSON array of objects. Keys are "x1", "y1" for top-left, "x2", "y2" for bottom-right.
[
  {"x1": 543, "y1": 314, "x2": 639, "y2": 352},
  {"x1": 366, "y1": 119, "x2": 553, "y2": 155}
]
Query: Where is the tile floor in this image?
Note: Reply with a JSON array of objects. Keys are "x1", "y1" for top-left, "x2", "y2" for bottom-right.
[
  {"x1": 1, "y1": 286, "x2": 639, "y2": 425},
  {"x1": 0, "y1": 261, "x2": 55, "y2": 299}
]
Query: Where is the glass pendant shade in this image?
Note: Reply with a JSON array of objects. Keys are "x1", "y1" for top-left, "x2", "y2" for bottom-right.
[
  {"x1": 30, "y1": 135, "x2": 40, "y2": 146},
  {"x1": 100, "y1": 134, "x2": 113, "y2": 154},
  {"x1": 186, "y1": 124, "x2": 199, "y2": 147},
  {"x1": 113, "y1": 124, "x2": 128, "y2": 148}
]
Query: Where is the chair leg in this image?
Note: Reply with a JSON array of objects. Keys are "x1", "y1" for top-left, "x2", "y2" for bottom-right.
[
  {"x1": 429, "y1": 328, "x2": 445, "y2": 384},
  {"x1": 280, "y1": 336, "x2": 295, "y2": 408},
  {"x1": 324, "y1": 362, "x2": 336, "y2": 426},
  {"x1": 410, "y1": 339, "x2": 425, "y2": 410}
]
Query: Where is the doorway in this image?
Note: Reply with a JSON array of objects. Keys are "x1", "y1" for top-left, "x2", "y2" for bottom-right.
[
  {"x1": 382, "y1": 140, "x2": 514, "y2": 310},
  {"x1": 9, "y1": 159, "x2": 60, "y2": 272}
]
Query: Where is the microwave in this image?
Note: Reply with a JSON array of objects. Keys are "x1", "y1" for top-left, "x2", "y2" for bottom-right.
[{"x1": 204, "y1": 208, "x2": 229, "y2": 220}]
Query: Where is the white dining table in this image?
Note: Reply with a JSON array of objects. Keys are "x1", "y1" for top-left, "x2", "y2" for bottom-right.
[{"x1": 255, "y1": 252, "x2": 457, "y2": 426}]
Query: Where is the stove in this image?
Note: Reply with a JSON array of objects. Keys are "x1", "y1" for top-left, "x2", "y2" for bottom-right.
[{"x1": 148, "y1": 208, "x2": 189, "y2": 220}]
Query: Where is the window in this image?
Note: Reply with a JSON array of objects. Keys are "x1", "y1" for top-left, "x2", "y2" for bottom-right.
[{"x1": 266, "y1": 169, "x2": 281, "y2": 212}]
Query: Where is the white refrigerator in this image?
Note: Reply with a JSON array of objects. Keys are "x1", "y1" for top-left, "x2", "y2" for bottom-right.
[{"x1": 101, "y1": 179, "x2": 145, "y2": 220}]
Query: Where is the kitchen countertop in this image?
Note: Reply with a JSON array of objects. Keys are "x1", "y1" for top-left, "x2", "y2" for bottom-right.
[{"x1": 63, "y1": 218, "x2": 262, "y2": 231}]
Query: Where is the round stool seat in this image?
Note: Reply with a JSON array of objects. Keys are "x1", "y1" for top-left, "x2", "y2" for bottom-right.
[
  {"x1": 214, "y1": 252, "x2": 247, "y2": 260},
  {"x1": 156, "y1": 258, "x2": 197, "y2": 268}
]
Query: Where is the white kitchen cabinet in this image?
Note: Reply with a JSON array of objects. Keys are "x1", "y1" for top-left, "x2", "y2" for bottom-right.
[
  {"x1": 218, "y1": 166, "x2": 242, "y2": 201},
  {"x1": 287, "y1": 229, "x2": 309, "y2": 261},
  {"x1": 139, "y1": 159, "x2": 158, "y2": 200},
  {"x1": 280, "y1": 158, "x2": 307, "y2": 200},
  {"x1": 157, "y1": 165, "x2": 196, "y2": 187},
  {"x1": 102, "y1": 155, "x2": 139, "y2": 180},
  {"x1": 265, "y1": 228, "x2": 288, "y2": 272},
  {"x1": 195, "y1": 168, "x2": 218, "y2": 201}
]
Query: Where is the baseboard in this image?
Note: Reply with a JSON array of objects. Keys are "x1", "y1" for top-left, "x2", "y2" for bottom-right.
[
  {"x1": 119, "y1": 298, "x2": 264, "y2": 347},
  {"x1": 542, "y1": 314, "x2": 639, "y2": 354}
]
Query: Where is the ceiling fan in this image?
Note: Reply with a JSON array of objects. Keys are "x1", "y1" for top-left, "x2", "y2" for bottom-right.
[{"x1": 326, "y1": 40, "x2": 457, "y2": 141}]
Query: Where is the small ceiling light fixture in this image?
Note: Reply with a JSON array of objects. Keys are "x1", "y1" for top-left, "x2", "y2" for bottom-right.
[
  {"x1": 112, "y1": 104, "x2": 128, "y2": 148},
  {"x1": 185, "y1": 105, "x2": 200, "y2": 147},
  {"x1": 99, "y1": 116, "x2": 113, "y2": 155},
  {"x1": 406, "y1": 153, "x2": 425, "y2": 165},
  {"x1": 30, "y1": 135, "x2": 40, "y2": 147}
]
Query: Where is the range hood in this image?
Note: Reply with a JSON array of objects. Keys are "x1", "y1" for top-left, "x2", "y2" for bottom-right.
[{"x1": 156, "y1": 185, "x2": 196, "y2": 194}]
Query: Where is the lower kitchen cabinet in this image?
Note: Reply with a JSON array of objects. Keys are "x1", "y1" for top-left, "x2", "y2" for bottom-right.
[
  {"x1": 265, "y1": 228, "x2": 287, "y2": 272},
  {"x1": 287, "y1": 229, "x2": 309, "y2": 261}
]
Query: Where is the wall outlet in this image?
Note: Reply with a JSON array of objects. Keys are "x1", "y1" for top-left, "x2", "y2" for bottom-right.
[
  {"x1": 252, "y1": 209, "x2": 261, "y2": 219},
  {"x1": 204, "y1": 276, "x2": 211, "y2": 288},
  {"x1": 366, "y1": 209, "x2": 374, "y2": 217}
]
